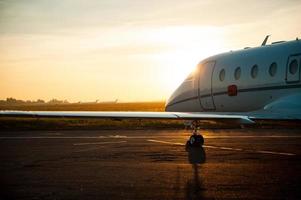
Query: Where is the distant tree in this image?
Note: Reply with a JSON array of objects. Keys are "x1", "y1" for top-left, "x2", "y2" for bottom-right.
[
  {"x1": 36, "y1": 99, "x2": 45, "y2": 104},
  {"x1": 6, "y1": 97, "x2": 18, "y2": 103},
  {"x1": 48, "y1": 99, "x2": 64, "y2": 104},
  {"x1": 6, "y1": 97, "x2": 25, "y2": 104}
]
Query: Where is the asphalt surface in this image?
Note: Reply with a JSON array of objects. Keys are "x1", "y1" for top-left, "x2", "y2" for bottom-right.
[{"x1": 0, "y1": 129, "x2": 300, "y2": 200}]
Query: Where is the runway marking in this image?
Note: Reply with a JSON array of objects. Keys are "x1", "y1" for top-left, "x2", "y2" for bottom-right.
[
  {"x1": 147, "y1": 139, "x2": 184, "y2": 146},
  {"x1": 147, "y1": 140, "x2": 296, "y2": 156},
  {"x1": 0, "y1": 136, "x2": 298, "y2": 156},
  {"x1": 1, "y1": 135, "x2": 301, "y2": 139},
  {"x1": 255, "y1": 150, "x2": 295, "y2": 156},
  {"x1": 203, "y1": 135, "x2": 301, "y2": 138},
  {"x1": 206, "y1": 146, "x2": 243, "y2": 151},
  {"x1": 0, "y1": 136, "x2": 123, "y2": 139},
  {"x1": 74, "y1": 146, "x2": 106, "y2": 152},
  {"x1": 107, "y1": 135, "x2": 128, "y2": 138},
  {"x1": 73, "y1": 141, "x2": 127, "y2": 146}
]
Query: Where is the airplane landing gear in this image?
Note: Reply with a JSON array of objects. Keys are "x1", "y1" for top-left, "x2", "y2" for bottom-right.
[
  {"x1": 186, "y1": 120, "x2": 204, "y2": 147},
  {"x1": 187, "y1": 134, "x2": 204, "y2": 147}
]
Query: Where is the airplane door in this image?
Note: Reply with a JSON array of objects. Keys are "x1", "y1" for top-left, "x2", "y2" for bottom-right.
[
  {"x1": 198, "y1": 61, "x2": 216, "y2": 110},
  {"x1": 286, "y1": 55, "x2": 301, "y2": 83}
]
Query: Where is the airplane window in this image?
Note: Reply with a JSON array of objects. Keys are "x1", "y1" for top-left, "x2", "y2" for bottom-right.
[
  {"x1": 251, "y1": 65, "x2": 258, "y2": 79},
  {"x1": 234, "y1": 67, "x2": 241, "y2": 80},
  {"x1": 269, "y1": 62, "x2": 277, "y2": 77},
  {"x1": 219, "y1": 69, "x2": 225, "y2": 81},
  {"x1": 289, "y1": 59, "x2": 298, "y2": 75}
]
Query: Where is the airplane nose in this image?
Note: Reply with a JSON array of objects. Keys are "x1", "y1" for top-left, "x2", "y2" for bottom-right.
[
  {"x1": 165, "y1": 70, "x2": 197, "y2": 112},
  {"x1": 165, "y1": 97, "x2": 173, "y2": 111},
  {"x1": 165, "y1": 90, "x2": 178, "y2": 111}
]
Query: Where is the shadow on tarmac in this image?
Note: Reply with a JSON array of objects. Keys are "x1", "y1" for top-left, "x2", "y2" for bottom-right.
[{"x1": 185, "y1": 146, "x2": 206, "y2": 200}]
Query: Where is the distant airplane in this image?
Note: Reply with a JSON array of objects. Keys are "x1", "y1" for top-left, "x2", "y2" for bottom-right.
[{"x1": 1, "y1": 36, "x2": 301, "y2": 147}]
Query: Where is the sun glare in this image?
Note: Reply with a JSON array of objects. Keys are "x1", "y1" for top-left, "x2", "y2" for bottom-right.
[{"x1": 148, "y1": 26, "x2": 226, "y2": 94}]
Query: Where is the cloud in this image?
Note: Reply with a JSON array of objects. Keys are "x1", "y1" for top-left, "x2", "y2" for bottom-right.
[{"x1": 1, "y1": 0, "x2": 300, "y2": 35}]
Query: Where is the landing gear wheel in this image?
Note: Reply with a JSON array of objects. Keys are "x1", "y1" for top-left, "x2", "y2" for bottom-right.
[
  {"x1": 185, "y1": 120, "x2": 205, "y2": 148},
  {"x1": 187, "y1": 135, "x2": 204, "y2": 147}
]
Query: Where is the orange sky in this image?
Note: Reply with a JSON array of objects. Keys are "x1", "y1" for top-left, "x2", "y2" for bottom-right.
[{"x1": 0, "y1": 0, "x2": 300, "y2": 102}]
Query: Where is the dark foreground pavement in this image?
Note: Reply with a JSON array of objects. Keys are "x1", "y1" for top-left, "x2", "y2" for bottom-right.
[{"x1": 0, "y1": 129, "x2": 300, "y2": 200}]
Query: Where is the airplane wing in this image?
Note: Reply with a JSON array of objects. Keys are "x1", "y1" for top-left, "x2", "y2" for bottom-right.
[
  {"x1": 247, "y1": 110, "x2": 301, "y2": 120},
  {"x1": 0, "y1": 110, "x2": 255, "y2": 124}
]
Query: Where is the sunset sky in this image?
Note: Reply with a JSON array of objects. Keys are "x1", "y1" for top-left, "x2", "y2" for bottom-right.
[{"x1": 0, "y1": 0, "x2": 300, "y2": 102}]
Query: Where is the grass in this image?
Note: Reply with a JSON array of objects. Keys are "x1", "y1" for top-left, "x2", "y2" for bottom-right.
[
  {"x1": 0, "y1": 102, "x2": 165, "y2": 112},
  {"x1": 0, "y1": 117, "x2": 186, "y2": 130},
  {"x1": 0, "y1": 102, "x2": 185, "y2": 130},
  {"x1": 0, "y1": 102, "x2": 300, "y2": 130}
]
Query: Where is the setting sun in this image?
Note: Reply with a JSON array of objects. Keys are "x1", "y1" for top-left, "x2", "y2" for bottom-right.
[{"x1": 148, "y1": 26, "x2": 226, "y2": 94}]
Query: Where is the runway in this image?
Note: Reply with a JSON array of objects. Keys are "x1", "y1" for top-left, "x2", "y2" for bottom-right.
[{"x1": 0, "y1": 129, "x2": 300, "y2": 199}]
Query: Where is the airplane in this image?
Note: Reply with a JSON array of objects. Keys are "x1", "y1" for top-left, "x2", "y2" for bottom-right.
[{"x1": 1, "y1": 36, "x2": 301, "y2": 147}]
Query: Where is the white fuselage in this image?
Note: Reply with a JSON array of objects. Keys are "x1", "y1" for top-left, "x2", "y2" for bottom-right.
[{"x1": 165, "y1": 40, "x2": 301, "y2": 113}]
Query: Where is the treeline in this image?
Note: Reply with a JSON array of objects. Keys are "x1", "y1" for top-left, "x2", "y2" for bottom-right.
[{"x1": 0, "y1": 98, "x2": 70, "y2": 105}]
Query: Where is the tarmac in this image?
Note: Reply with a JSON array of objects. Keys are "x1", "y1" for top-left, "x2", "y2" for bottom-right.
[{"x1": 0, "y1": 128, "x2": 301, "y2": 199}]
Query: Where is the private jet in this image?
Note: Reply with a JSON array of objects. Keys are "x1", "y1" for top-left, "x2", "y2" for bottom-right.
[{"x1": 1, "y1": 36, "x2": 301, "y2": 147}]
